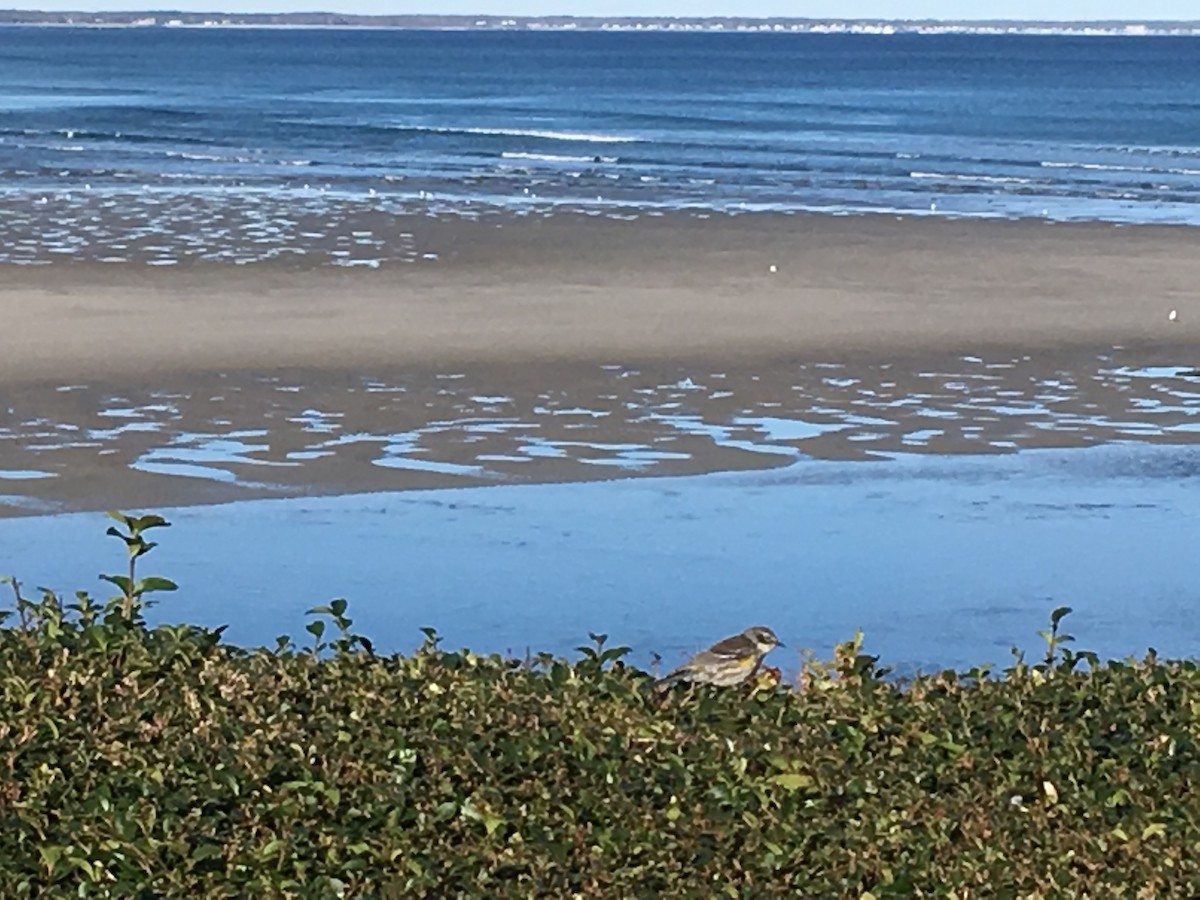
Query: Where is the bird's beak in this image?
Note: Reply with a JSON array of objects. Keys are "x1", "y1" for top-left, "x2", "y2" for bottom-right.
[{"x1": 776, "y1": 640, "x2": 786, "y2": 648}]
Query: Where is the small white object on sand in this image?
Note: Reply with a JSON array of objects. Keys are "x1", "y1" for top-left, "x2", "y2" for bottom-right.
[
  {"x1": 1169, "y1": 309, "x2": 1178, "y2": 322},
  {"x1": 769, "y1": 264, "x2": 777, "y2": 273}
]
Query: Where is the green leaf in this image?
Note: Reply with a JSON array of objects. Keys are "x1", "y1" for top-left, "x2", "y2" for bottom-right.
[
  {"x1": 1105, "y1": 789, "x2": 1132, "y2": 808},
  {"x1": 1051, "y1": 606, "x2": 1073, "y2": 627},
  {"x1": 133, "y1": 513, "x2": 170, "y2": 532},
  {"x1": 483, "y1": 813, "x2": 505, "y2": 837},
  {"x1": 306, "y1": 621, "x2": 325, "y2": 640},
  {"x1": 38, "y1": 846, "x2": 63, "y2": 872},
  {"x1": 133, "y1": 540, "x2": 159, "y2": 558},
  {"x1": 104, "y1": 526, "x2": 136, "y2": 545},
  {"x1": 99, "y1": 574, "x2": 132, "y2": 594},
  {"x1": 137, "y1": 576, "x2": 178, "y2": 594},
  {"x1": 191, "y1": 844, "x2": 224, "y2": 862},
  {"x1": 770, "y1": 773, "x2": 815, "y2": 791},
  {"x1": 601, "y1": 645, "x2": 632, "y2": 664}
]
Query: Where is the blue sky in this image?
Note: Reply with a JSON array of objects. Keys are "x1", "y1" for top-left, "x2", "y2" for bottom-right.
[{"x1": 14, "y1": 0, "x2": 1196, "y2": 18}]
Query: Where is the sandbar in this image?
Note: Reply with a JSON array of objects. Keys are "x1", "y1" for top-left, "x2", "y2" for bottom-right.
[
  {"x1": 3, "y1": 212, "x2": 1198, "y2": 386},
  {"x1": 3, "y1": 212, "x2": 1200, "y2": 516}
]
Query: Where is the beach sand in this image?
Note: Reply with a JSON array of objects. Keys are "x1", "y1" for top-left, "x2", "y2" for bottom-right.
[
  {"x1": 3, "y1": 212, "x2": 1198, "y2": 383},
  {"x1": 2, "y1": 213, "x2": 1199, "y2": 516}
]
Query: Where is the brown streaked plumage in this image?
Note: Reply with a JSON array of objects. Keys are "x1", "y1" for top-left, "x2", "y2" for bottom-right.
[{"x1": 654, "y1": 625, "x2": 784, "y2": 690}]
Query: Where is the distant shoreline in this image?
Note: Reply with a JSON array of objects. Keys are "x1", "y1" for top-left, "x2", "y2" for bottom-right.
[{"x1": 1, "y1": 13, "x2": 1199, "y2": 36}]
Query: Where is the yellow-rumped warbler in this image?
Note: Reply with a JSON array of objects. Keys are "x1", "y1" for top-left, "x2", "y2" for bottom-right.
[{"x1": 654, "y1": 626, "x2": 784, "y2": 690}]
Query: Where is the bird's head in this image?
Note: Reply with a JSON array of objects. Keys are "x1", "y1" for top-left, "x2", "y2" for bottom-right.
[{"x1": 744, "y1": 625, "x2": 784, "y2": 653}]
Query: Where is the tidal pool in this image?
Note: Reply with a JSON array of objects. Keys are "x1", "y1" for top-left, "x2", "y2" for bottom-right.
[{"x1": 2, "y1": 442, "x2": 1198, "y2": 676}]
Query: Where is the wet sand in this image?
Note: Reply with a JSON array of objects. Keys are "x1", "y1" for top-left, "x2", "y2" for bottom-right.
[
  {"x1": 3, "y1": 212, "x2": 1199, "y2": 384},
  {"x1": 2, "y1": 213, "x2": 1199, "y2": 515},
  {"x1": 3, "y1": 352, "x2": 1200, "y2": 517}
]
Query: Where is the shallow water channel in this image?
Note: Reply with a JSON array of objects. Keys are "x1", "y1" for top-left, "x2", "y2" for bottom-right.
[{"x1": 4, "y1": 442, "x2": 1198, "y2": 676}]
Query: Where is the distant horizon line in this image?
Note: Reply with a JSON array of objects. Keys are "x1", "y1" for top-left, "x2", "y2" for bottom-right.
[{"x1": 2, "y1": 10, "x2": 1199, "y2": 24}]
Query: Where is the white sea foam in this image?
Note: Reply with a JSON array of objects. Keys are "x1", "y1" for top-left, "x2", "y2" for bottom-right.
[
  {"x1": 167, "y1": 151, "x2": 229, "y2": 162},
  {"x1": 1087, "y1": 144, "x2": 1200, "y2": 159},
  {"x1": 501, "y1": 151, "x2": 617, "y2": 163},
  {"x1": 1041, "y1": 160, "x2": 1200, "y2": 176},
  {"x1": 390, "y1": 124, "x2": 637, "y2": 144},
  {"x1": 909, "y1": 171, "x2": 1036, "y2": 185}
]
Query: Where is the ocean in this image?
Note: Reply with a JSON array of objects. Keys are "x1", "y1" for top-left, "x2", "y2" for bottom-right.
[{"x1": 2, "y1": 27, "x2": 1200, "y2": 263}]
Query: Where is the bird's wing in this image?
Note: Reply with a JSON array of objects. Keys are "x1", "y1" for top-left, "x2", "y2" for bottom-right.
[
  {"x1": 654, "y1": 635, "x2": 754, "y2": 689},
  {"x1": 703, "y1": 634, "x2": 755, "y2": 660}
]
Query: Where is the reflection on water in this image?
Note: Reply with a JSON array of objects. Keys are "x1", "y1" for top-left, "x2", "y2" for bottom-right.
[{"x1": 2, "y1": 352, "x2": 1199, "y2": 514}]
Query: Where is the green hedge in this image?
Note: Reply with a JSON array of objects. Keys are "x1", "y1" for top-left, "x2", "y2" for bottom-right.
[{"x1": 1, "y1": 514, "x2": 1197, "y2": 897}]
